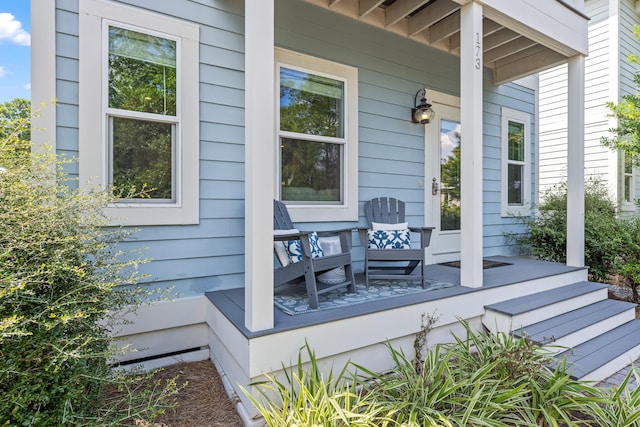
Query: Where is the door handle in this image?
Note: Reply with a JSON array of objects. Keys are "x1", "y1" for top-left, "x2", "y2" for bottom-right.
[{"x1": 432, "y1": 177, "x2": 438, "y2": 195}]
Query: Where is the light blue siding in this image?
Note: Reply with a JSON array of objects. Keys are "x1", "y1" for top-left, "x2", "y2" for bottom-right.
[{"x1": 52, "y1": 0, "x2": 534, "y2": 296}]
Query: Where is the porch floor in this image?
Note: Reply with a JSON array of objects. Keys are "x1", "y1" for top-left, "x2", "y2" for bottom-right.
[{"x1": 206, "y1": 256, "x2": 586, "y2": 338}]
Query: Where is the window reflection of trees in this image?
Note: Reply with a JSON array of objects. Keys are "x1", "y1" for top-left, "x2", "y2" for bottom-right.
[
  {"x1": 279, "y1": 69, "x2": 343, "y2": 202},
  {"x1": 108, "y1": 27, "x2": 176, "y2": 200},
  {"x1": 440, "y1": 125, "x2": 461, "y2": 231}
]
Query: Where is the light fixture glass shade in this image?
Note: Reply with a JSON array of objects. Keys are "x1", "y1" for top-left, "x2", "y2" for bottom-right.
[
  {"x1": 411, "y1": 89, "x2": 435, "y2": 124},
  {"x1": 413, "y1": 106, "x2": 435, "y2": 124}
]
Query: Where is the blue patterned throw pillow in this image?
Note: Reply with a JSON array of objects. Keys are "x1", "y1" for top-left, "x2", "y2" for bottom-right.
[
  {"x1": 367, "y1": 229, "x2": 411, "y2": 249},
  {"x1": 286, "y1": 231, "x2": 325, "y2": 263}
]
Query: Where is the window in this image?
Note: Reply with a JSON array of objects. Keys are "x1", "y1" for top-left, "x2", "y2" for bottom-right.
[
  {"x1": 275, "y1": 48, "x2": 358, "y2": 222},
  {"x1": 621, "y1": 152, "x2": 635, "y2": 210},
  {"x1": 79, "y1": 0, "x2": 199, "y2": 225},
  {"x1": 501, "y1": 108, "x2": 531, "y2": 216},
  {"x1": 107, "y1": 26, "x2": 177, "y2": 202}
]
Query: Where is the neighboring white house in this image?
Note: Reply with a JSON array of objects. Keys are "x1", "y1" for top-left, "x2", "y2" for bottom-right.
[
  {"x1": 539, "y1": 0, "x2": 640, "y2": 212},
  {"x1": 31, "y1": 1, "x2": 596, "y2": 424}
]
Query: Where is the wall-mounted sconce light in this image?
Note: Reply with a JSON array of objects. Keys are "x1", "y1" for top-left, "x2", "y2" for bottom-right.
[{"x1": 411, "y1": 89, "x2": 435, "y2": 124}]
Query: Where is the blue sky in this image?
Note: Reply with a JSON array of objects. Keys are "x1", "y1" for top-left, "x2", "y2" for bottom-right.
[{"x1": 0, "y1": 0, "x2": 30, "y2": 103}]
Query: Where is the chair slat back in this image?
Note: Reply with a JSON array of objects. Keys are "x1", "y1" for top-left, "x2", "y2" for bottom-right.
[
  {"x1": 274, "y1": 200, "x2": 295, "y2": 230},
  {"x1": 364, "y1": 197, "x2": 406, "y2": 228}
]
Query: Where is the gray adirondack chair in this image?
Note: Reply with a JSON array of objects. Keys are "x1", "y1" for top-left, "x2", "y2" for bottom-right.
[
  {"x1": 358, "y1": 197, "x2": 434, "y2": 288},
  {"x1": 273, "y1": 200, "x2": 356, "y2": 309}
]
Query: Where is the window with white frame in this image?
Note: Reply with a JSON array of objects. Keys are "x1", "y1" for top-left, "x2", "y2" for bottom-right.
[
  {"x1": 79, "y1": 0, "x2": 199, "y2": 225},
  {"x1": 275, "y1": 48, "x2": 358, "y2": 222},
  {"x1": 621, "y1": 151, "x2": 635, "y2": 210},
  {"x1": 501, "y1": 107, "x2": 531, "y2": 216}
]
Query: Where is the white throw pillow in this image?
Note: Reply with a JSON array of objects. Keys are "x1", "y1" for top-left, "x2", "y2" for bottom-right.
[
  {"x1": 273, "y1": 229, "x2": 299, "y2": 267},
  {"x1": 372, "y1": 222, "x2": 408, "y2": 231},
  {"x1": 317, "y1": 236, "x2": 346, "y2": 284}
]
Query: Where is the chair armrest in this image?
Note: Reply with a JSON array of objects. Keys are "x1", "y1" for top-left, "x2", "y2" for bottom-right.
[
  {"x1": 356, "y1": 227, "x2": 369, "y2": 247},
  {"x1": 409, "y1": 226, "x2": 435, "y2": 248},
  {"x1": 273, "y1": 231, "x2": 304, "y2": 241}
]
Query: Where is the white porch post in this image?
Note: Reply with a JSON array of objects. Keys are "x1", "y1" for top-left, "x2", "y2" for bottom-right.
[
  {"x1": 245, "y1": 0, "x2": 275, "y2": 331},
  {"x1": 566, "y1": 55, "x2": 585, "y2": 267},
  {"x1": 459, "y1": 2, "x2": 483, "y2": 288}
]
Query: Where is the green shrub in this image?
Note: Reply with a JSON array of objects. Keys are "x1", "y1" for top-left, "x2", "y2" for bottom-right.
[
  {"x1": 613, "y1": 216, "x2": 640, "y2": 302},
  {"x1": 507, "y1": 178, "x2": 622, "y2": 281},
  {"x1": 246, "y1": 320, "x2": 616, "y2": 427},
  {"x1": 0, "y1": 106, "x2": 177, "y2": 425}
]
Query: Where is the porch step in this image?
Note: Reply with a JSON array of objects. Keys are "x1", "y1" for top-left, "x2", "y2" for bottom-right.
[
  {"x1": 557, "y1": 320, "x2": 640, "y2": 381},
  {"x1": 483, "y1": 281, "x2": 608, "y2": 333},
  {"x1": 482, "y1": 281, "x2": 640, "y2": 381},
  {"x1": 512, "y1": 299, "x2": 636, "y2": 353}
]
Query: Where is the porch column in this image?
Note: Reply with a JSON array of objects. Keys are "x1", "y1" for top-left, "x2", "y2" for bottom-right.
[
  {"x1": 566, "y1": 55, "x2": 585, "y2": 267},
  {"x1": 459, "y1": 2, "x2": 484, "y2": 288},
  {"x1": 245, "y1": 0, "x2": 275, "y2": 331}
]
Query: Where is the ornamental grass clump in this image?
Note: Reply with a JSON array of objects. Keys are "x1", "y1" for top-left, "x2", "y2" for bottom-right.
[
  {"x1": 0, "y1": 106, "x2": 178, "y2": 426},
  {"x1": 247, "y1": 318, "x2": 634, "y2": 426}
]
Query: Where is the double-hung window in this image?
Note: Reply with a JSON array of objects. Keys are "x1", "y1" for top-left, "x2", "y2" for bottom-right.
[
  {"x1": 621, "y1": 152, "x2": 635, "y2": 210},
  {"x1": 79, "y1": 0, "x2": 199, "y2": 225},
  {"x1": 107, "y1": 25, "x2": 177, "y2": 202},
  {"x1": 275, "y1": 48, "x2": 358, "y2": 222},
  {"x1": 501, "y1": 107, "x2": 531, "y2": 216}
]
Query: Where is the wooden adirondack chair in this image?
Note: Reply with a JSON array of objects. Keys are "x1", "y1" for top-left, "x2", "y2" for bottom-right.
[
  {"x1": 273, "y1": 200, "x2": 356, "y2": 309},
  {"x1": 358, "y1": 197, "x2": 434, "y2": 288}
]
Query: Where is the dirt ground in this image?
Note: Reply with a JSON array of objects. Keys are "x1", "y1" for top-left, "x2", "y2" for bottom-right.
[{"x1": 150, "y1": 360, "x2": 245, "y2": 427}]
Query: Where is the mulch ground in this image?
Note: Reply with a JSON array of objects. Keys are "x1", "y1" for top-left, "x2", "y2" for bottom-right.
[{"x1": 149, "y1": 360, "x2": 244, "y2": 427}]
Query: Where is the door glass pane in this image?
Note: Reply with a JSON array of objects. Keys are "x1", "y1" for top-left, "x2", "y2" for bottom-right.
[
  {"x1": 279, "y1": 67, "x2": 344, "y2": 138},
  {"x1": 440, "y1": 119, "x2": 461, "y2": 231},
  {"x1": 280, "y1": 137, "x2": 341, "y2": 202},
  {"x1": 508, "y1": 163, "x2": 523, "y2": 205}
]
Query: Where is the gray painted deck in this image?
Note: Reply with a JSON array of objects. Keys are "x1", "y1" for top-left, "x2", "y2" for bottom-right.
[
  {"x1": 513, "y1": 299, "x2": 635, "y2": 344},
  {"x1": 485, "y1": 281, "x2": 607, "y2": 316},
  {"x1": 558, "y1": 321, "x2": 640, "y2": 380},
  {"x1": 206, "y1": 256, "x2": 585, "y2": 338}
]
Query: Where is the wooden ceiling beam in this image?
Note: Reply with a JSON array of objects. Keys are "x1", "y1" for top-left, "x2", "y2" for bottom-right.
[
  {"x1": 385, "y1": 0, "x2": 431, "y2": 27},
  {"x1": 407, "y1": 0, "x2": 458, "y2": 36},
  {"x1": 427, "y1": 9, "x2": 460, "y2": 43},
  {"x1": 359, "y1": 0, "x2": 385, "y2": 17},
  {"x1": 483, "y1": 28, "x2": 520, "y2": 51},
  {"x1": 484, "y1": 36, "x2": 537, "y2": 64},
  {"x1": 494, "y1": 45, "x2": 565, "y2": 84}
]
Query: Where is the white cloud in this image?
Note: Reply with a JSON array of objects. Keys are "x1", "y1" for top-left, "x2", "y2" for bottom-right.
[
  {"x1": 0, "y1": 13, "x2": 31, "y2": 46},
  {"x1": 0, "y1": 65, "x2": 6, "y2": 78}
]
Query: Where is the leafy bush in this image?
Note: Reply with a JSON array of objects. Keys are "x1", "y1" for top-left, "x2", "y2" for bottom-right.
[
  {"x1": 613, "y1": 216, "x2": 640, "y2": 302},
  {"x1": 0, "y1": 106, "x2": 177, "y2": 425},
  {"x1": 247, "y1": 319, "x2": 631, "y2": 427},
  {"x1": 507, "y1": 178, "x2": 622, "y2": 281}
]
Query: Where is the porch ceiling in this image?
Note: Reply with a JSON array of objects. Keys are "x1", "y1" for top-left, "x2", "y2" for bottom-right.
[{"x1": 304, "y1": 0, "x2": 589, "y2": 85}]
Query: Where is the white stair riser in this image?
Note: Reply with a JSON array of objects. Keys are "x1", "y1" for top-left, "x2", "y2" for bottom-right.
[{"x1": 579, "y1": 344, "x2": 640, "y2": 382}]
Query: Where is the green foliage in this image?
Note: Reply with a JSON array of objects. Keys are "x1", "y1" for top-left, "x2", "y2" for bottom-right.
[
  {"x1": 613, "y1": 216, "x2": 640, "y2": 302},
  {"x1": 246, "y1": 319, "x2": 629, "y2": 427},
  {"x1": 507, "y1": 178, "x2": 621, "y2": 281},
  {"x1": 602, "y1": 26, "x2": 640, "y2": 166},
  {"x1": 0, "y1": 104, "x2": 176, "y2": 425},
  {"x1": 0, "y1": 98, "x2": 30, "y2": 142},
  {"x1": 244, "y1": 342, "x2": 393, "y2": 427}
]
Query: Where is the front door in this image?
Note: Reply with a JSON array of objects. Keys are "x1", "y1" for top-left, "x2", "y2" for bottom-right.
[{"x1": 425, "y1": 94, "x2": 461, "y2": 263}]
